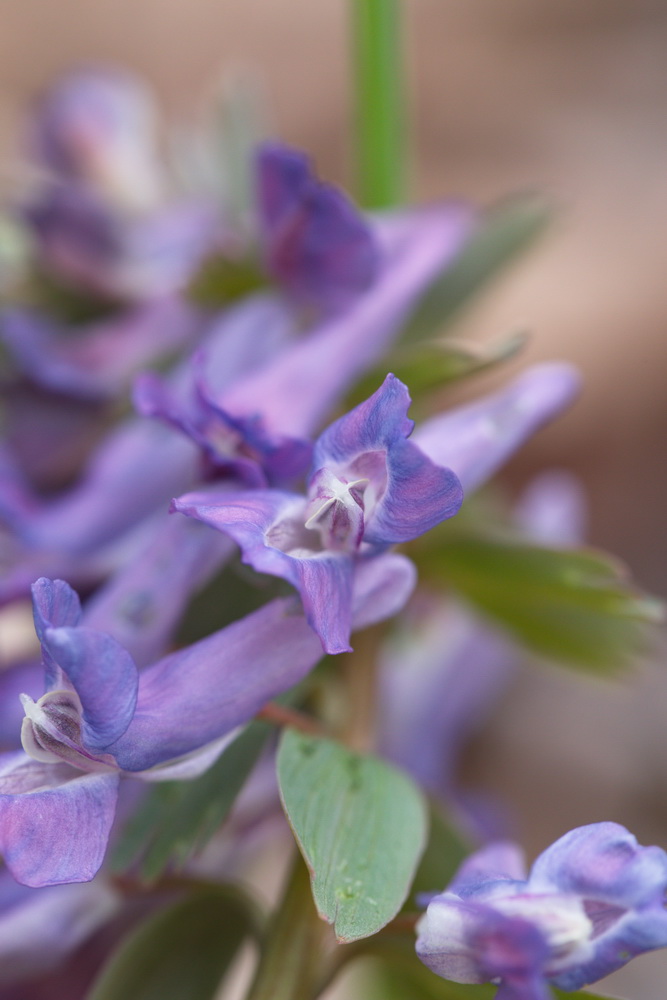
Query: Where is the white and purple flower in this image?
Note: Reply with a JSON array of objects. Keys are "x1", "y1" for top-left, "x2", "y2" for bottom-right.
[
  {"x1": 416, "y1": 824, "x2": 667, "y2": 999},
  {"x1": 173, "y1": 374, "x2": 463, "y2": 653}
]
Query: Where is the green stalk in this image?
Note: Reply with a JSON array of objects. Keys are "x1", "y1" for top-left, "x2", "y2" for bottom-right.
[
  {"x1": 351, "y1": 0, "x2": 407, "y2": 208},
  {"x1": 244, "y1": 855, "x2": 334, "y2": 1000}
]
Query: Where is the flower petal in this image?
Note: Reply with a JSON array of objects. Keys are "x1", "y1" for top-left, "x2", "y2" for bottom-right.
[
  {"x1": 257, "y1": 142, "x2": 379, "y2": 313},
  {"x1": 413, "y1": 363, "x2": 581, "y2": 493},
  {"x1": 350, "y1": 553, "x2": 417, "y2": 631},
  {"x1": 0, "y1": 870, "x2": 119, "y2": 985},
  {"x1": 173, "y1": 487, "x2": 355, "y2": 652},
  {"x1": 31, "y1": 578, "x2": 82, "y2": 639},
  {"x1": 1, "y1": 300, "x2": 198, "y2": 401},
  {"x1": 315, "y1": 374, "x2": 463, "y2": 545},
  {"x1": 83, "y1": 515, "x2": 233, "y2": 666},
  {"x1": 0, "y1": 758, "x2": 119, "y2": 887},
  {"x1": 42, "y1": 626, "x2": 138, "y2": 751},
  {"x1": 377, "y1": 601, "x2": 515, "y2": 811},
  {"x1": 27, "y1": 418, "x2": 198, "y2": 555},
  {"x1": 513, "y1": 470, "x2": 587, "y2": 548},
  {"x1": 221, "y1": 203, "x2": 474, "y2": 438},
  {"x1": 107, "y1": 597, "x2": 322, "y2": 771},
  {"x1": 528, "y1": 822, "x2": 667, "y2": 910}
]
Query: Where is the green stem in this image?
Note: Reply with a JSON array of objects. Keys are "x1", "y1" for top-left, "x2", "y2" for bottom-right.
[
  {"x1": 244, "y1": 854, "x2": 334, "y2": 1000},
  {"x1": 351, "y1": 0, "x2": 407, "y2": 208}
]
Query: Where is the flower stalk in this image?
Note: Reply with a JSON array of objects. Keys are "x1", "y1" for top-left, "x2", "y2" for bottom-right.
[
  {"x1": 351, "y1": 0, "x2": 406, "y2": 208},
  {"x1": 244, "y1": 854, "x2": 335, "y2": 1000}
]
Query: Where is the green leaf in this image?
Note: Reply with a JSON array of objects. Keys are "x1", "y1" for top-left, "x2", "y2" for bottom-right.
[
  {"x1": 86, "y1": 886, "x2": 258, "y2": 1000},
  {"x1": 369, "y1": 956, "x2": 616, "y2": 1000},
  {"x1": 409, "y1": 800, "x2": 469, "y2": 907},
  {"x1": 404, "y1": 196, "x2": 551, "y2": 342},
  {"x1": 348, "y1": 331, "x2": 527, "y2": 408},
  {"x1": 111, "y1": 722, "x2": 269, "y2": 881},
  {"x1": 416, "y1": 526, "x2": 663, "y2": 671},
  {"x1": 188, "y1": 253, "x2": 268, "y2": 308},
  {"x1": 277, "y1": 727, "x2": 428, "y2": 942}
]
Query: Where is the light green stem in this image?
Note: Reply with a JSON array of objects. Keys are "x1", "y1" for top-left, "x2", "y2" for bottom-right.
[
  {"x1": 351, "y1": 0, "x2": 406, "y2": 208},
  {"x1": 244, "y1": 855, "x2": 333, "y2": 1000}
]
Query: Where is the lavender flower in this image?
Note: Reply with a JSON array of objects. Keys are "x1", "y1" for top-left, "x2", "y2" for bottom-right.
[
  {"x1": 173, "y1": 374, "x2": 462, "y2": 653},
  {"x1": 416, "y1": 824, "x2": 667, "y2": 999},
  {"x1": 0, "y1": 557, "x2": 414, "y2": 887},
  {"x1": 257, "y1": 142, "x2": 379, "y2": 314}
]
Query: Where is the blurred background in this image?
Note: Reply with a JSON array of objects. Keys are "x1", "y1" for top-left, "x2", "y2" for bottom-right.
[{"x1": 2, "y1": 2, "x2": 667, "y2": 997}]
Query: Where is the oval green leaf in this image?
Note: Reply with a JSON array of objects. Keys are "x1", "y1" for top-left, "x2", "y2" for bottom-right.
[
  {"x1": 277, "y1": 728, "x2": 428, "y2": 943},
  {"x1": 86, "y1": 886, "x2": 258, "y2": 1000}
]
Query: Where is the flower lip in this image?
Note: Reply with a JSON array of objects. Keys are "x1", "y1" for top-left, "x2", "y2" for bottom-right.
[{"x1": 19, "y1": 691, "x2": 115, "y2": 773}]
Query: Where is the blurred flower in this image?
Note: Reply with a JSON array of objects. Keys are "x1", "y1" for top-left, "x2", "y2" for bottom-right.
[
  {"x1": 256, "y1": 142, "x2": 379, "y2": 314},
  {"x1": 0, "y1": 870, "x2": 119, "y2": 987},
  {"x1": 416, "y1": 823, "x2": 667, "y2": 999}
]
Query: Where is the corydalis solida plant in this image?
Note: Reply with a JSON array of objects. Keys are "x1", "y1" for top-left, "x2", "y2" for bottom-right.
[{"x1": 0, "y1": 57, "x2": 662, "y2": 1000}]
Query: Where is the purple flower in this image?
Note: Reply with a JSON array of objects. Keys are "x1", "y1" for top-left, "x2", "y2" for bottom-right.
[
  {"x1": 22, "y1": 183, "x2": 216, "y2": 301},
  {"x1": 222, "y1": 201, "x2": 474, "y2": 440},
  {"x1": 0, "y1": 558, "x2": 414, "y2": 887},
  {"x1": 173, "y1": 374, "x2": 462, "y2": 653},
  {"x1": 0, "y1": 299, "x2": 200, "y2": 401},
  {"x1": 415, "y1": 823, "x2": 667, "y2": 999},
  {"x1": 257, "y1": 143, "x2": 379, "y2": 315},
  {"x1": 412, "y1": 363, "x2": 581, "y2": 493},
  {"x1": 26, "y1": 68, "x2": 164, "y2": 210}
]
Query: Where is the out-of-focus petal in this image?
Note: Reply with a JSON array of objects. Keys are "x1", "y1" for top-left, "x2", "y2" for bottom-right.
[
  {"x1": 26, "y1": 419, "x2": 197, "y2": 555},
  {"x1": 257, "y1": 143, "x2": 378, "y2": 313},
  {"x1": 513, "y1": 470, "x2": 587, "y2": 547},
  {"x1": 1, "y1": 299, "x2": 199, "y2": 400},
  {"x1": 413, "y1": 363, "x2": 581, "y2": 492},
  {"x1": 350, "y1": 553, "x2": 417, "y2": 631},
  {"x1": 0, "y1": 871, "x2": 119, "y2": 985},
  {"x1": 27, "y1": 68, "x2": 163, "y2": 209},
  {"x1": 221, "y1": 203, "x2": 474, "y2": 438},
  {"x1": 377, "y1": 601, "x2": 515, "y2": 803}
]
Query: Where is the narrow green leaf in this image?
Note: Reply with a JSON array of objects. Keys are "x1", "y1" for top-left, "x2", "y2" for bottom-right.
[
  {"x1": 277, "y1": 728, "x2": 428, "y2": 942},
  {"x1": 111, "y1": 722, "x2": 269, "y2": 880},
  {"x1": 86, "y1": 887, "x2": 257, "y2": 1000},
  {"x1": 416, "y1": 527, "x2": 663, "y2": 671},
  {"x1": 348, "y1": 331, "x2": 527, "y2": 408},
  {"x1": 404, "y1": 196, "x2": 550, "y2": 342}
]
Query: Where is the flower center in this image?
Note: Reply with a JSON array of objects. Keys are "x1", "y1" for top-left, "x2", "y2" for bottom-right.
[
  {"x1": 304, "y1": 467, "x2": 368, "y2": 553},
  {"x1": 492, "y1": 893, "x2": 594, "y2": 970},
  {"x1": 20, "y1": 690, "x2": 114, "y2": 773}
]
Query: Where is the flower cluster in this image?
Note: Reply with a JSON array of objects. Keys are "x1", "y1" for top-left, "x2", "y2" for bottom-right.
[{"x1": 0, "y1": 68, "x2": 663, "y2": 1000}]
